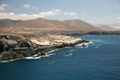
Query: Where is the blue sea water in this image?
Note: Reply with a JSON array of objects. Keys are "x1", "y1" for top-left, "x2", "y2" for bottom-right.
[{"x1": 0, "y1": 35, "x2": 120, "y2": 80}]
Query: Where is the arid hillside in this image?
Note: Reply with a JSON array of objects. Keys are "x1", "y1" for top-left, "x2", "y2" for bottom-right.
[
  {"x1": 63, "y1": 19, "x2": 101, "y2": 32},
  {"x1": 94, "y1": 24, "x2": 120, "y2": 31},
  {"x1": 0, "y1": 19, "x2": 22, "y2": 28},
  {"x1": 1, "y1": 18, "x2": 102, "y2": 35}
]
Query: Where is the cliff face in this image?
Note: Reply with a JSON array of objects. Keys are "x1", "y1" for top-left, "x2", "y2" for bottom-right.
[
  {"x1": 0, "y1": 34, "x2": 33, "y2": 61},
  {"x1": 0, "y1": 34, "x2": 88, "y2": 62}
]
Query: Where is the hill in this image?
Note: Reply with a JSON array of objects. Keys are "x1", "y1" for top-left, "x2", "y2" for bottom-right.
[
  {"x1": 94, "y1": 23, "x2": 120, "y2": 31},
  {"x1": 1, "y1": 18, "x2": 102, "y2": 35},
  {"x1": 109, "y1": 23, "x2": 120, "y2": 30},
  {"x1": 63, "y1": 19, "x2": 101, "y2": 32},
  {"x1": 94, "y1": 24, "x2": 117, "y2": 31},
  {"x1": 0, "y1": 19, "x2": 22, "y2": 28}
]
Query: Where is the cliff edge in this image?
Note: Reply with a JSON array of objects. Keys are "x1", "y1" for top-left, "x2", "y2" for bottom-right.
[{"x1": 0, "y1": 34, "x2": 88, "y2": 62}]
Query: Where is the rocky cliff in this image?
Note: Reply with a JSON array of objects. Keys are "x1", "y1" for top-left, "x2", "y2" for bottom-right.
[{"x1": 0, "y1": 34, "x2": 88, "y2": 62}]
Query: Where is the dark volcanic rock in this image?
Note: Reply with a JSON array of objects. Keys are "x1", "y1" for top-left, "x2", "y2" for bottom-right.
[{"x1": 0, "y1": 34, "x2": 88, "y2": 62}]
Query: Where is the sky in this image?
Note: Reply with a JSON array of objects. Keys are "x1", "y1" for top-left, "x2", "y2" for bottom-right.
[{"x1": 0, "y1": 0, "x2": 120, "y2": 24}]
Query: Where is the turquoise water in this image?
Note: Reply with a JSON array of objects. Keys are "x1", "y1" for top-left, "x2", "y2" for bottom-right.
[{"x1": 0, "y1": 35, "x2": 120, "y2": 80}]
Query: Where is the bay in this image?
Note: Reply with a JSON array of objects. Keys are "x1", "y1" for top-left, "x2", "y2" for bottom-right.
[{"x1": 0, "y1": 35, "x2": 120, "y2": 80}]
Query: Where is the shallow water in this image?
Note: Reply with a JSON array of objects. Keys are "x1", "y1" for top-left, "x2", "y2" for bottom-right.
[{"x1": 0, "y1": 35, "x2": 120, "y2": 80}]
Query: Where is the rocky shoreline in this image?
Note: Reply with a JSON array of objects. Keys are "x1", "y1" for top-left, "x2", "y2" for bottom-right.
[{"x1": 0, "y1": 34, "x2": 89, "y2": 62}]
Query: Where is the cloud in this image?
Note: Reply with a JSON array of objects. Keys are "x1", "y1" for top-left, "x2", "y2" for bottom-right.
[
  {"x1": 63, "y1": 12, "x2": 77, "y2": 16},
  {"x1": 63, "y1": 12, "x2": 69, "y2": 15},
  {"x1": 0, "y1": 4, "x2": 8, "y2": 11},
  {"x1": 69, "y1": 12, "x2": 77, "y2": 16},
  {"x1": 117, "y1": 17, "x2": 120, "y2": 20},
  {"x1": 0, "y1": 12, "x2": 44, "y2": 20},
  {"x1": 39, "y1": 9, "x2": 61, "y2": 16},
  {"x1": 0, "y1": 9, "x2": 62, "y2": 20},
  {"x1": 23, "y1": 4, "x2": 31, "y2": 9},
  {"x1": 23, "y1": 4, "x2": 38, "y2": 10},
  {"x1": 74, "y1": 17, "x2": 79, "y2": 19},
  {"x1": 32, "y1": 7, "x2": 38, "y2": 10}
]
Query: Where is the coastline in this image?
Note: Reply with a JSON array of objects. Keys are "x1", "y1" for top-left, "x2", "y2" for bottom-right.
[{"x1": 0, "y1": 34, "x2": 89, "y2": 63}]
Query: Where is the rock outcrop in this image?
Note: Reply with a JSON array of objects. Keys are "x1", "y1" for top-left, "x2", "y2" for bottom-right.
[{"x1": 0, "y1": 34, "x2": 88, "y2": 62}]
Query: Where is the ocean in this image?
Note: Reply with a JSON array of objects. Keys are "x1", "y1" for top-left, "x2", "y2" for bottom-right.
[{"x1": 0, "y1": 35, "x2": 120, "y2": 80}]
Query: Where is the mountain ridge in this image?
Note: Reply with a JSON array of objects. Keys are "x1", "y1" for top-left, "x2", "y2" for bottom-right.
[
  {"x1": 0, "y1": 19, "x2": 22, "y2": 28},
  {"x1": 1, "y1": 18, "x2": 102, "y2": 35},
  {"x1": 94, "y1": 23, "x2": 120, "y2": 31}
]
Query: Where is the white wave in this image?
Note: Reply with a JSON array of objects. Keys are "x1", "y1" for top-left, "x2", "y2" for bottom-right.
[
  {"x1": 64, "y1": 53, "x2": 73, "y2": 57},
  {"x1": 25, "y1": 56, "x2": 41, "y2": 59},
  {"x1": 76, "y1": 44, "x2": 82, "y2": 46},
  {"x1": 49, "y1": 61, "x2": 55, "y2": 64},
  {"x1": 47, "y1": 49, "x2": 58, "y2": 53},
  {"x1": 42, "y1": 54, "x2": 50, "y2": 57},
  {"x1": 77, "y1": 42, "x2": 90, "y2": 47},
  {"x1": 65, "y1": 47, "x2": 71, "y2": 48},
  {"x1": 84, "y1": 43, "x2": 89, "y2": 45},
  {"x1": 0, "y1": 53, "x2": 56, "y2": 63},
  {"x1": 51, "y1": 54, "x2": 56, "y2": 55},
  {"x1": 25, "y1": 54, "x2": 54, "y2": 59},
  {"x1": 33, "y1": 56, "x2": 41, "y2": 59},
  {"x1": 1, "y1": 61, "x2": 10, "y2": 63},
  {"x1": 25, "y1": 57, "x2": 35, "y2": 59},
  {"x1": 70, "y1": 50, "x2": 75, "y2": 51},
  {"x1": 95, "y1": 46, "x2": 99, "y2": 48},
  {"x1": 25, "y1": 57, "x2": 34, "y2": 59},
  {"x1": 0, "y1": 59, "x2": 15, "y2": 63},
  {"x1": 89, "y1": 41, "x2": 93, "y2": 44},
  {"x1": 69, "y1": 53, "x2": 73, "y2": 56},
  {"x1": 33, "y1": 54, "x2": 38, "y2": 57},
  {"x1": 25, "y1": 53, "x2": 56, "y2": 59}
]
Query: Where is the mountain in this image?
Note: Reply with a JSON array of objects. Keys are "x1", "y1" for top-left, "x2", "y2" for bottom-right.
[
  {"x1": 94, "y1": 24, "x2": 117, "y2": 31},
  {"x1": 109, "y1": 23, "x2": 120, "y2": 30},
  {"x1": 0, "y1": 19, "x2": 22, "y2": 28},
  {"x1": 1, "y1": 18, "x2": 102, "y2": 35},
  {"x1": 94, "y1": 24, "x2": 120, "y2": 31},
  {"x1": 63, "y1": 19, "x2": 101, "y2": 32}
]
